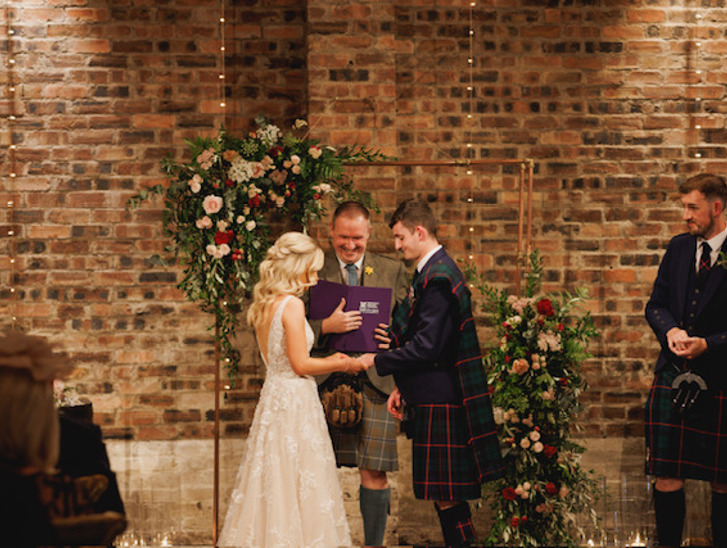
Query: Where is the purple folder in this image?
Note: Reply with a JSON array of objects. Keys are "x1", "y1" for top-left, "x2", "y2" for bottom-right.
[{"x1": 309, "y1": 279, "x2": 392, "y2": 353}]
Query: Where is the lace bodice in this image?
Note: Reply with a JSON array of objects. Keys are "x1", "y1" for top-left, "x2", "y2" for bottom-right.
[{"x1": 261, "y1": 295, "x2": 314, "y2": 379}]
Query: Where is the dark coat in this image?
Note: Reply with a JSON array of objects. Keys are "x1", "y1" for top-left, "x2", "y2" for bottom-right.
[
  {"x1": 375, "y1": 247, "x2": 503, "y2": 483},
  {"x1": 645, "y1": 232, "x2": 727, "y2": 387}
]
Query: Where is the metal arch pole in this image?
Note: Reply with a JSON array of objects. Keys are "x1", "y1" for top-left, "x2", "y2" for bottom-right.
[
  {"x1": 213, "y1": 320, "x2": 221, "y2": 546},
  {"x1": 517, "y1": 163, "x2": 526, "y2": 295}
]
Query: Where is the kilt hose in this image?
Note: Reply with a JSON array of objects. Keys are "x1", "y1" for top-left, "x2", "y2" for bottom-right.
[
  {"x1": 329, "y1": 383, "x2": 398, "y2": 472},
  {"x1": 645, "y1": 366, "x2": 727, "y2": 483},
  {"x1": 411, "y1": 403, "x2": 482, "y2": 501}
]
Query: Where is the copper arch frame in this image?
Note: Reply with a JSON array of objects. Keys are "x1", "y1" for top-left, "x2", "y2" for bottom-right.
[{"x1": 211, "y1": 157, "x2": 535, "y2": 545}]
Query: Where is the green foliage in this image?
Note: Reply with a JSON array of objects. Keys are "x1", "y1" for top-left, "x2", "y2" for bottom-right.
[
  {"x1": 468, "y1": 252, "x2": 601, "y2": 546},
  {"x1": 127, "y1": 117, "x2": 391, "y2": 381}
]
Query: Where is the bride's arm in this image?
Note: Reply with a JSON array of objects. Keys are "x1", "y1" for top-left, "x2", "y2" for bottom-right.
[{"x1": 283, "y1": 296, "x2": 366, "y2": 376}]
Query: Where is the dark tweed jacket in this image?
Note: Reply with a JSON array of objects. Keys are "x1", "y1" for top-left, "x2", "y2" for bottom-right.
[{"x1": 376, "y1": 247, "x2": 503, "y2": 483}]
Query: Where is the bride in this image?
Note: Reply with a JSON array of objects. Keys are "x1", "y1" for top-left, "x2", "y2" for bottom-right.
[{"x1": 219, "y1": 231, "x2": 368, "y2": 547}]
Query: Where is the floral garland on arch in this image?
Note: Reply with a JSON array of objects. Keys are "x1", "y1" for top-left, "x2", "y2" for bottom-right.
[
  {"x1": 467, "y1": 252, "x2": 601, "y2": 546},
  {"x1": 128, "y1": 114, "x2": 388, "y2": 380}
]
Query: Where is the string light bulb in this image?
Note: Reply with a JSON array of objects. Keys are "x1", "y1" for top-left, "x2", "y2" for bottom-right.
[{"x1": 4, "y1": 5, "x2": 18, "y2": 329}]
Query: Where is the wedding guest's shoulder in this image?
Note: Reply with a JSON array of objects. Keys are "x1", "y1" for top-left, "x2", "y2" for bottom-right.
[{"x1": 371, "y1": 252, "x2": 405, "y2": 270}]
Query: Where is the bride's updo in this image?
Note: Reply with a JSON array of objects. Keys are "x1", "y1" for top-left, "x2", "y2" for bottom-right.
[{"x1": 247, "y1": 231, "x2": 324, "y2": 327}]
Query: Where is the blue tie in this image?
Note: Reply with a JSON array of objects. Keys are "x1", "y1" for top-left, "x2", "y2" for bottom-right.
[{"x1": 345, "y1": 264, "x2": 358, "y2": 286}]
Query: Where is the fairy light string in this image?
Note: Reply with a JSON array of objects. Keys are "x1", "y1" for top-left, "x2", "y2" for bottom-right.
[{"x1": 5, "y1": 4, "x2": 18, "y2": 328}]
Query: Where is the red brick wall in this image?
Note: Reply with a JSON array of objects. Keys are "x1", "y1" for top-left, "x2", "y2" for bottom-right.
[{"x1": 2, "y1": 0, "x2": 725, "y2": 440}]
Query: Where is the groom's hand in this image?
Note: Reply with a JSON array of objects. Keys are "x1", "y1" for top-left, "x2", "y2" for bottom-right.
[
  {"x1": 387, "y1": 388, "x2": 403, "y2": 420},
  {"x1": 321, "y1": 298, "x2": 363, "y2": 334}
]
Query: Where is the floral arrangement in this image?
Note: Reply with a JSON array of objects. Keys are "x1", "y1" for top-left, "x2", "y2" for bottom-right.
[
  {"x1": 53, "y1": 379, "x2": 85, "y2": 407},
  {"x1": 468, "y1": 252, "x2": 601, "y2": 546},
  {"x1": 128, "y1": 115, "x2": 388, "y2": 379}
]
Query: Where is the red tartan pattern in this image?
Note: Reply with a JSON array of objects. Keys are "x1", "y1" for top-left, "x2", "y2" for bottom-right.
[{"x1": 645, "y1": 368, "x2": 727, "y2": 483}]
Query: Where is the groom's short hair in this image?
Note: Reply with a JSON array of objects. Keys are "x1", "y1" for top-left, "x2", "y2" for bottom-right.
[{"x1": 389, "y1": 198, "x2": 437, "y2": 237}]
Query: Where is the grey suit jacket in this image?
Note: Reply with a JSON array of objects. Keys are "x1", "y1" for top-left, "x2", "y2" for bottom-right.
[{"x1": 309, "y1": 250, "x2": 409, "y2": 395}]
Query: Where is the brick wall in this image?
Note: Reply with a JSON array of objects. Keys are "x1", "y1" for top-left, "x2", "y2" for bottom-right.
[
  {"x1": 307, "y1": 0, "x2": 727, "y2": 438},
  {"x1": 2, "y1": 0, "x2": 726, "y2": 447}
]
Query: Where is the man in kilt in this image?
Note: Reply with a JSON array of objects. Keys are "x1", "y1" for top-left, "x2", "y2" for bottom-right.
[
  {"x1": 645, "y1": 173, "x2": 727, "y2": 547},
  {"x1": 360, "y1": 198, "x2": 504, "y2": 546},
  {"x1": 309, "y1": 201, "x2": 408, "y2": 546}
]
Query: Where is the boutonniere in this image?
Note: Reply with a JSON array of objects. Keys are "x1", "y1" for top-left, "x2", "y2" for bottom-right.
[
  {"x1": 364, "y1": 266, "x2": 374, "y2": 276},
  {"x1": 718, "y1": 250, "x2": 727, "y2": 271}
]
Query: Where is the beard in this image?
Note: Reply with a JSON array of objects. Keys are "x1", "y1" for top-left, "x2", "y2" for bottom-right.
[{"x1": 686, "y1": 216, "x2": 716, "y2": 238}]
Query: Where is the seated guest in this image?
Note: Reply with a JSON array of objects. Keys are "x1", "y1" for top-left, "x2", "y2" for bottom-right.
[
  {"x1": 58, "y1": 403, "x2": 125, "y2": 515},
  {"x1": 0, "y1": 329, "x2": 71, "y2": 546},
  {"x1": 0, "y1": 330, "x2": 126, "y2": 546}
]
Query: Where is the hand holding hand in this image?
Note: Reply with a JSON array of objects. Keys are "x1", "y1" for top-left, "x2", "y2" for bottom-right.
[
  {"x1": 374, "y1": 323, "x2": 391, "y2": 350},
  {"x1": 667, "y1": 327, "x2": 690, "y2": 353},
  {"x1": 671, "y1": 336, "x2": 708, "y2": 360},
  {"x1": 345, "y1": 355, "x2": 371, "y2": 374},
  {"x1": 387, "y1": 387, "x2": 403, "y2": 420},
  {"x1": 322, "y1": 298, "x2": 363, "y2": 334}
]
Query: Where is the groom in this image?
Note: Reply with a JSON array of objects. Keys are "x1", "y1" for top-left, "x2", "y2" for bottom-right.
[{"x1": 361, "y1": 198, "x2": 503, "y2": 546}]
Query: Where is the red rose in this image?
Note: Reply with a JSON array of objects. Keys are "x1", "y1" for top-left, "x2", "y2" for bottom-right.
[
  {"x1": 544, "y1": 445, "x2": 557, "y2": 458},
  {"x1": 537, "y1": 298, "x2": 554, "y2": 317},
  {"x1": 545, "y1": 482, "x2": 558, "y2": 495},
  {"x1": 288, "y1": 181, "x2": 296, "y2": 190},
  {"x1": 268, "y1": 146, "x2": 283, "y2": 157},
  {"x1": 224, "y1": 179, "x2": 234, "y2": 188},
  {"x1": 313, "y1": 193, "x2": 321, "y2": 200},
  {"x1": 502, "y1": 487, "x2": 517, "y2": 501},
  {"x1": 504, "y1": 355, "x2": 511, "y2": 363},
  {"x1": 557, "y1": 322, "x2": 564, "y2": 331},
  {"x1": 521, "y1": 515, "x2": 528, "y2": 524},
  {"x1": 248, "y1": 195, "x2": 261, "y2": 208},
  {"x1": 511, "y1": 517, "x2": 519, "y2": 528},
  {"x1": 214, "y1": 230, "x2": 233, "y2": 245}
]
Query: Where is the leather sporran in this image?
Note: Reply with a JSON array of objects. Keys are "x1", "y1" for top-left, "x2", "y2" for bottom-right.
[
  {"x1": 319, "y1": 373, "x2": 363, "y2": 429},
  {"x1": 671, "y1": 370, "x2": 710, "y2": 420}
]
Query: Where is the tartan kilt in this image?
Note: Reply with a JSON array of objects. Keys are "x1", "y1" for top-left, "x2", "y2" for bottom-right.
[
  {"x1": 645, "y1": 367, "x2": 727, "y2": 483},
  {"x1": 411, "y1": 403, "x2": 482, "y2": 501},
  {"x1": 329, "y1": 383, "x2": 398, "y2": 472}
]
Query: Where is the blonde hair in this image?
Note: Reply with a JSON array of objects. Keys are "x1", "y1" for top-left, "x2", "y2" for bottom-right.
[
  {"x1": 0, "y1": 369, "x2": 59, "y2": 473},
  {"x1": 247, "y1": 232, "x2": 324, "y2": 327}
]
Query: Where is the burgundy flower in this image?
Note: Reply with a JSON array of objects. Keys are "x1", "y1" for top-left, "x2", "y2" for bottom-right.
[
  {"x1": 537, "y1": 298, "x2": 554, "y2": 317},
  {"x1": 248, "y1": 195, "x2": 261, "y2": 208},
  {"x1": 224, "y1": 178, "x2": 234, "y2": 188},
  {"x1": 511, "y1": 517, "x2": 520, "y2": 528},
  {"x1": 545, "y1": 482, "x2": 558, "y2": 496},
  {"x1": 214, "y1": 230, "x2": 234, "y2": 245},
  {"x1": 544, "y1": 445, "x2": 557, "y2": 458},
  {"x1": 502, "y1": 487, "x2": 517, "y2": 501}
]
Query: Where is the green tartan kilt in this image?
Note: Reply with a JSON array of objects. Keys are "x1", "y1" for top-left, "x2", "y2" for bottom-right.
[
  {"x1": 411, "y1": 403, "x2": 482, "y2": 501},
  {"x1": 645, "y1": 366, "x2": 727, "y2": 483}
]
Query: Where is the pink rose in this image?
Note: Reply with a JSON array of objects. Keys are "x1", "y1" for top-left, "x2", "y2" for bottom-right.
[{"x1": 202, "y1": 195, "x2": 223, "y2": 215}]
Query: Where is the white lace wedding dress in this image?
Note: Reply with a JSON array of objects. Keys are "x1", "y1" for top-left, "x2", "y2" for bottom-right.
[{"x1": 218, "y1": 295, "x2": 351, "y2": 547}]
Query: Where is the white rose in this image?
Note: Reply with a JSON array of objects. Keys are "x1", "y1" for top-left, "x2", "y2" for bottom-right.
[
  {"x1": 520, "y1": 438, "x2": 531, "y2": 449},
  {"x1": 533, "y1": 442, "x2": 544, "y2": 453},
  {"x1": 529, "y1": 430, "x2": 541, "y2": 442},
  {"x1": 246, "y1": 220, "x2": 256, "y2": 231}
]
